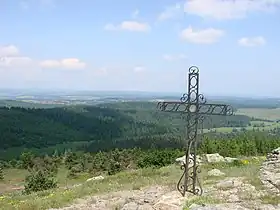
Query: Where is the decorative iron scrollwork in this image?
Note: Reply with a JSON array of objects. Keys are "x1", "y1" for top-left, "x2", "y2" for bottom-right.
[
  {"x1": 180, "y1": 93, "x2": 189, "y2": 103},
  {"x1": 189, "y1": 66, "x2": 199, "y2": 74},
  {"x1": 157, "y1": 102, "x2": 234, "y2": 117},
  {"x1": 156, "y1": 66, "x2": 234, "y2": 197}
]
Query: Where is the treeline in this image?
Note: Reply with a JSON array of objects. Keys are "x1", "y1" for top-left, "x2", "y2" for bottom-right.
[
  {"x1": 1, "y1": 131, "x2": 280, "y2": 194},
  {"x1": 2, "y1": 131, "x2": 280, "y2": 170},
  {"x1": 0, "y1": 104, "x2": 251, "y2": 160},
  {"x1": 198, "y1": 131, "x2": 280, "y2": 156}
]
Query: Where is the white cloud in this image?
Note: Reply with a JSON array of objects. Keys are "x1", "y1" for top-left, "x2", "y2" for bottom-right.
[
  {"x1": 163, "y1": 54, "x2": 187, "y2": 61},
  {"x1": 0, "y1": 45, "x2": 19, "y2": 57},
  {"x1": 39, "y1": 60, "x2": 60, "y2": 68},
  {"x1": 157, "y1": 3, "x2": 183, "y2": 21},
  {"x1": 0, "y1": 45, "x2": 34, "y2": 68},
  {"x1": 184, "y1": 0, "x2": 280, "y2": 20},
  {"x1": 0, "y1": 44, "x2": 86, "y2": 70},
  {"x1": 180, "y1": 26, "x2": 225, "y2": 44},
  {"x1": 104, "y1": 21, "x2": 150, "y2": 32},
  {"x1": 40, "y1": 58, "x2": 86, "y2": 70},
  {"x1": 133, "y1": 66, "x2": 146, "y2": 73},
  {"x1": 0, "y1": 56, "x2": 33, "y2": 68},
  {"x1": 238, "y1": 36, "x2": 266, "y2": 47}
]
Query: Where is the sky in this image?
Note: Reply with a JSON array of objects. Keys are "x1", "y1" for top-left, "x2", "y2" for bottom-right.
[{"x1": 0, "y1": 0, "x2": 280, "y2": 97}]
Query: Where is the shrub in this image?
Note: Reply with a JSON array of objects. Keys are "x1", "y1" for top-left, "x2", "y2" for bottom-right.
[
  {"x1": 107, "y1": 160, "x2": 121, "y2": 175},
  {"x1": 67, "y1": 164, "x2": 83, "y2": 178},
  {"x1": 137, "y1": 149, "x2": 182, "y2": 168},
  {"x1": 64, "y1": 151, "x2": 78, "y2": 169},
  {"x1": 24, "y1": 169, "x2": 57, "y2": 194},
  {"x1": 20, "y1": 151, "x2": 35, "y2": 170},
  {"x1": 230, "y1": 159, "x2": 245, "y2": 167},
  {"x1": 31, "y1": 156, "x2": 58, "y2": 177}
]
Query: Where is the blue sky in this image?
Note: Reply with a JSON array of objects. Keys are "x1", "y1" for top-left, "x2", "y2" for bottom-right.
[{"x1": 0, "y1": 0, "x2": 280, "y2": 97}]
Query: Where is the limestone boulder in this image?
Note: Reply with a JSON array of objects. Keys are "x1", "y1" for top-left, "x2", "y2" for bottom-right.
[
  {"x1": 208, "y1": 169, "x2": 225, "y2": 177},
  {"x1": 175, "y1": 154, "x2": 202, "y2": 166},
  {"x1": 206, "y1": 153, "x2": 225, "y2": 163}
]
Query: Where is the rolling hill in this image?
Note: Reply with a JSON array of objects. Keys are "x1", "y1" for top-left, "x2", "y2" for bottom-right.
[{"x1": 0, "y1": 102, "x2": 251, "y2": 160}]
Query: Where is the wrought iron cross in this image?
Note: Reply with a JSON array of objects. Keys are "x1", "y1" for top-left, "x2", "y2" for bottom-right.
[{"x1": 157, "y1": 66, "x2": 234, "y2": 197}]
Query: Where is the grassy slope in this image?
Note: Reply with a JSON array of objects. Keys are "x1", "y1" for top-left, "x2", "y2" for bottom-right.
[{"x1": 1, "y1": 157, "x2": 279, "y2": 210}]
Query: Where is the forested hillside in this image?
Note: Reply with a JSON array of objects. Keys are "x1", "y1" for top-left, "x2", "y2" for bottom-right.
[{"x1": 0, "y1": 102, "x2": 251, "y2": 160}]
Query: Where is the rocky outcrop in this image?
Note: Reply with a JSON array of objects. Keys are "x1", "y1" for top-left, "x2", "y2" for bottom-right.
[
  {"x1": 49, "y1": 185, "x2": 191, "y2": 210},
  {"x1": 49, "y1": 152, "x2": 280, "y2": 210},
  {"x1": 205, "y1": 153, "x2": 238, "y2": 163},
  {"x1": 175, "y1": 153, "x2": 238, "y2": 166},
  {"x1": 260, "y1": 147, "x2": 280, "y2": 195},
  {"x1": 189, "y1": 203, "x2": 280, "y2": 210}
]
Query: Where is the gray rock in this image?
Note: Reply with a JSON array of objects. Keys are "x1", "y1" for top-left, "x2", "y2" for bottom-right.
[
  {"x1": 224, "y1": 157, "x2": 238, "y2": 163},
  {"x1": 208, "y1": 169, "x2": 225, "y2": 177},
  {"x1": 256, "y1": 204, "x2": 278, "y2": 210},
  {"x1": 216, "y1": 178, "x2": 243, "y2": 189},
  {"x1": 227, "y1": 194, "x2": 240, "y2": 203},
  {"x1": 206, "y1": 153, "x2": 225, "y2": 163},
  {"x1": 260, "y1": 148, "x2": 280, "y2": 195},
  {"x1": 121, "y1": 202, "x2": 139, "y2": 210},
  {"x1": 190, "y1": 203, "x2": 250, "y2": 210},
  {"x1": 138, "y1": 203, "x2": 154, "y2": 210},
  {"x1": 153, "y1": 202, "x2": 181, "y2": 210},
  {"x1": 189, "y1": 204, "x2": 203, "y2": 209},
  {"x1": 175, "y1": 154, "x2": 202, "y2": 166},
  {"x1": 86, "y1": 175, "x2": 104, "y2": 182},
  {"x1": 272, "y1": 147, "x2": 280, "y2": 154}
]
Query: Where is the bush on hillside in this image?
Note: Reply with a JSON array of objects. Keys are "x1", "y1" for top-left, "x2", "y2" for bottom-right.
[
  {"x1": 107, "y1": 160, "x2": 121, "y2": 175},
  {"x1": 137, "y1": 149, "x2": 183, "y2": 168},
  {"x1": 24, "y1": 155, "x2": 58, "y2": 194},
  {"x1": 67, "y1": 163, "x2": 83, "y2": 178},
  {"x1": 24, "y1": 169, "x2": 57, "y2": 194},
  {"x1": 20, "y1": 151, "x2": 35, "y2": 169},
  {"x1": 64, "y1": 151, "x2": 79, "y2": 169}
]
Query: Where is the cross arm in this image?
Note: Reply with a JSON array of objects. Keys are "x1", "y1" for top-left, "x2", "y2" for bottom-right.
[
  {"x1": 157, "y1": 101, "x2": 234, "y2": 116},
  {"x1": 198, "y1": 103, "x2": 234, "y2": 116}
]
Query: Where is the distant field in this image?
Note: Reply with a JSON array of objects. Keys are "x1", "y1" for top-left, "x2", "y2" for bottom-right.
[
  {"x1": 236, "y1": 108, "x2": 280, "y2": 121},
  {"x1": 204, "y1": 120, "x2": 280, "y2": 133}
]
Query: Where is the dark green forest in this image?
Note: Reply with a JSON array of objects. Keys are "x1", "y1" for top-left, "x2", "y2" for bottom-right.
[{"x1": 0, "y1": 102, "x2": 251, "y2": 160}]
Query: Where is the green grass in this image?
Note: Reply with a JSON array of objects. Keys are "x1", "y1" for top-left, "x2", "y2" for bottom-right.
[
  {"x1": 260, "y1": 194, "x2": 280, "y2": 205},
  {"x1": 0, "y1": 157, "x2": 277, "y2": 210},
  {"x1": 0, "y1": 166, "x2": 182, "y2": 210},
  {"x1": 0, "y1": 168, "x2": 93, "y2": 195},
  {"x1": 184, "y1": 196, "x2": 222, "y2": 210}
]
